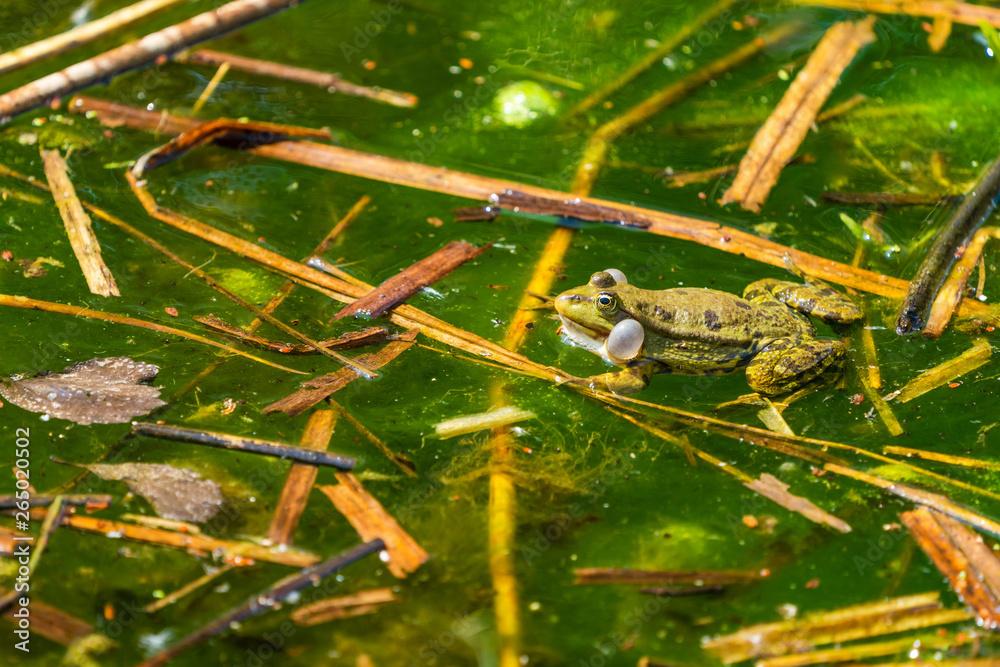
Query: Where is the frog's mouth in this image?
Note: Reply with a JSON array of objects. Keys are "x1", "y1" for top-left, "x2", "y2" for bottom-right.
[{"x1": 557, "y1": 314, "x2": 608, "y2": 354}]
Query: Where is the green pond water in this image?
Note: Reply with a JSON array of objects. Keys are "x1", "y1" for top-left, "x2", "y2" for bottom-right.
[{"x1": 2, "y1": 0, "x2": 1000, "y2": 665}]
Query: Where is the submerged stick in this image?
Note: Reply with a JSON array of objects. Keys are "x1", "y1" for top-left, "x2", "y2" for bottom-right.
[
  {"x1": 59, "y1": 513, "x2": 319, "y2": 567},
  {"x1": 133, "y1": 422, "x2": 357, "y2": 469},
  {"x1": 329, "y1": 399, "x2": 417, "y2": 477},
  {"x1": 573, "y1": 568, "x2": 765, "y2": 586},
  {"x1": 721, "y1": 17, "x2": 877, "y2": 212},
  {"x1": 290, "y1": 587, "x2": 398, "y2": 626},
  {"x1": 41, "y1": 149, "x2": 120, "y2": 297},
  {"x1": 0, "y1": 0, "x2": 190, "y2": 77},
  {"x1": 896, "y1": 153, "x2": 1000, "y2": 334},
  {"x1": 334, "y1": 240, "x2": 491, "y2": 320},
  {"x1": 0, "y1": 589, "x2": 93, "y2": 646},
  {"x1": 195, "y1": 316, "x2": 391, "y2": 353},
  {"x1": 0, "y1": 0, "x2": 310, "y2": 124},
  {"x1": 566, "y1": 0, "x2": 741, "y2": 118},
  {"x1": 266, "y1": 410, "x2": 338, "y2": 547},
  {"x1": 138, "y1": 539, "x2": 385, "y2": 667},
  {"x1": 180, "y1": 49, "x2": 417, "y2": 107},
  {"x1": 263, "y1": 329, "x2": 419, "y2": 417},
  {"x1": 0, "y1": 293, "x2": 301, "y2": 374}
]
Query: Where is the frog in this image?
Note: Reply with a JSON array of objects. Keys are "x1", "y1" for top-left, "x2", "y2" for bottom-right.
[{"x1": 554, "y1": 268, "x2": 862, "y2": 395}]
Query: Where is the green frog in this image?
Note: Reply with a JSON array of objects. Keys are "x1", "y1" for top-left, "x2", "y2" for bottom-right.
[{"x1": 554, "y1": 269, "x2": 861, "y2": 395}]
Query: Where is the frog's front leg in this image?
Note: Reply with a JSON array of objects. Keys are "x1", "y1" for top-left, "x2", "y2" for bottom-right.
[
  {"x1": 745, "y1": 337, "x2": 847, "y2": 396},
  {"x1": 744, "y1": 278, "x2": 862, "y2": 324},
  {"x1": 563, "y1": 362, "x2": 655, "y2": 395}
]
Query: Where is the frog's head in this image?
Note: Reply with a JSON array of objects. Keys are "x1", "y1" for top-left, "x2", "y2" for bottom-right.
[{"x1": 554, "y1": 269, "x2": 645, "y2": 363}]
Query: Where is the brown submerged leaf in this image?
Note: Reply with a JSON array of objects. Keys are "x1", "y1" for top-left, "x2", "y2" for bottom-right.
[
  {"x1": 0, "y1": 356, "x2": 166, "y2": 425},
  {"x1": 82, "y1": 462, "x2": 223, "y2": 523}
]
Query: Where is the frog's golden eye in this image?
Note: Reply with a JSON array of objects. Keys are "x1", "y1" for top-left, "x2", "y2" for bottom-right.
[{"x1": 594, "y1": 292, "x2": 618, "y2": 314}]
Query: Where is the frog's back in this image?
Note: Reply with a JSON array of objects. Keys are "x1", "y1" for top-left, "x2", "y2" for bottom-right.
[{"x1": 619, "y1": 286, "x2": 810, "y2": 348}]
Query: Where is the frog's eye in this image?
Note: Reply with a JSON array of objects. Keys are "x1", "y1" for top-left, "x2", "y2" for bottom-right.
[
  {"x1": 606, "y1": 319, "x2": 644, "y2": 361},
  {"x1": 594, "y1": 292, "x2": 618, "y2": 313},
  {"x1": 603, "y1": 268, "x2": 628, "y2": 284}
]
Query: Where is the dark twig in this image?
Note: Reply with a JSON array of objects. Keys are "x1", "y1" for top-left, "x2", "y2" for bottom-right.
[
  {"x1": 179, "y1": 49, "x2": 417, "y2": 107},
  {"x1": 138, "y1": 539, "x2": 385, "y2": 667},
  {"x1": 133, "y1": 422, "x2": 357, "y2": 470}
]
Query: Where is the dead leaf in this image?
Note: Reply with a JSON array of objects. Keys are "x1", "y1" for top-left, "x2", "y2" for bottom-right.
[
  {"x1": 81, "y1": 462, "x2": 223, "y2": 523},
  {"x1": 0, "y1": 357, "x2": 166, "y2": 425}
]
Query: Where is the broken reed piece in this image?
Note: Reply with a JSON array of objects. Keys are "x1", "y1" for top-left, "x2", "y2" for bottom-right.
[
  {"x1": 133, "y1": 422, "x2": 357, "y2": 470},
  {"x1": 744, "y1": 473, "x2": 851, "y2": 533},
  {"x1": 66, "y1": 96, "x2": 995, "y2": 319},
  {"x1": 266, "y1": 410, "x2": 339, "y2": 547},
  {"x1": 0, "y1": 0, "x2": 311, "y2": 124},
  {"x1": 320, "y1": 473, "x2": 428, "y2": 578},
  {"x1": 195, "y1": 315, "x2": 392, "y2": 353},
  {"x1": 335, "y1": 241, "x2": 491, "y2": 320},
  {"x1": 924, "y1": 227, "x2": 1000, "y2": 338},
  {"x1": 572, "y1": 568, "x2": 765, "y2": 586},
  {"x1": 58, "y1": 512, "x2": 319, "y2": 567},
  {"x1": 883, "y1": 445, "x2": 1000, "y2": 471},
  {"x1": 0, "y1": 293, "x2": 302, "y2": 374},
  {"x1": 721, "y1": 17, "x2": 877, "y2": 212},
  {"x1": 821, "y1": 191, "x2": 961, "y2": 206},
  {"x1": 433, "y1": 405, "x2": 537, "y2": 439},
  {"x1": 886, "y1": 338, "x2": 991, "y2": 403},
  {"x1": 40, "y1": 149, "x2": 120, "y2": 297},
  {"x1": 702, "y1": 591, "x2": 965, "y2": 664},
  {"x1": 896, "y1": 152, "x2": 1000, "y2": 334},
  {"x1": 754, "y1": 636, "x2": 952, "y2": 667},
  {"x1": 263, "y1": 329, "x2": 419, "y2": 417},
  {"x1": 0, "y1": 0, "x2": 189, "y2": 77},
  {"x1": 138, "y1": 539, "x2": 385, "y2": 667},
  {"x1": 901, "y1": 505, "x2": 1000, "y2": 628},
  {"x1": 290, "y1": 587, "x2": 399, "y2": 626},
  {"x1": 0, "y1": 588, "x2": 94, "y2": 646},
  {"x1": 795, "y1": 0, "x2": 1000, "y2": 28},
  {"x1": 131, "y1": 118, "x2": 332, "y2": 177},
  {"x1": 179, "y1": 49, "x2": 418, "y2": 107},
  {"x1": 190, "y1": 61, "x2": 230, "y2": 113}
]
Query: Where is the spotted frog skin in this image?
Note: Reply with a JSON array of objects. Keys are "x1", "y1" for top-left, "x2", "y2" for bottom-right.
[{"x1": 554, "y1": 269, "x2": 862, "y2": 395}]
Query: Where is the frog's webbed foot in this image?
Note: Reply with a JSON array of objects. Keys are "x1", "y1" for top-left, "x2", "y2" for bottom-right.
[
  {"x1": 745, "y1": 338, "x2": 847, "y2": 396},
  {"x1": 560, "y1": 364, "x2": 653, "y2": 395},
  {"x1": 744, "y1": 278, "x2": 862, "y2": 325}
]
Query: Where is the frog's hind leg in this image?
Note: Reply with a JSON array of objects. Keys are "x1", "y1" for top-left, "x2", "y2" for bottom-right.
[
  {"x1": 744, "y1": 278, "x2": 861, "y2": 325},
  {"x1": 745, "y1": 337, "x2": 847, "y2": 396}
]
